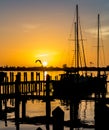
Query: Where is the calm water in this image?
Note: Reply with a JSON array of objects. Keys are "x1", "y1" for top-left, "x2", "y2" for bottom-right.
[
  {"x1": 0, "y1": 70, "x2": 108, "y2": 130},
  {"x1": 0, "y1": 99, "x2": 94, "y2": 130}
]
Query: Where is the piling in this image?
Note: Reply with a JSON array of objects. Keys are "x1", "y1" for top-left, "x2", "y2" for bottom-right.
[
  {"x1": 0, "y1": 100, "x2": 2, "y2": 119},
  {"x1": 36, "y1": 72, "x2": 41, "y2": 95},
  {"x1": 5, "y1": 76, "x2": 9, "y2": 94},
  {"x1": 70, "y1": 99, "x2": 80, "y2": 129},
  {"x1": 15, "y1": 73, "x2": 21, "y2": 130},
  {"x1": 22, "y1": 98, "x2": 26, "y2": 120},
  {"x1": 23, "y1": 72, "x2": 27, "y2": 93},
  {"x1": 31, "y1": 72, "x2": 34, "y2": 94},
  {"x1": 4, "y1": 98, "x2": 7, "y2": 126},
  {"x1": 46, "y1": 74, "x2": 51, "y2": 130},
  {"x1": 10, "y1": 72, "x2": 14, "y2": 94},
  {"x1": 52, "y1": 106, "x2": 64, "y2": 130}
]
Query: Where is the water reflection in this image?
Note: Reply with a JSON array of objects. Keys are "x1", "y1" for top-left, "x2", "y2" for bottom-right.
[{"x1": 0, "y1": 97, "x2": 95, "y2": 130}]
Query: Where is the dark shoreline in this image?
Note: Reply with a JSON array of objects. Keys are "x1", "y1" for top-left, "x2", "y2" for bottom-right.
[{"x1": 0, "y1": 66, "x2": 109, "y2": 72}]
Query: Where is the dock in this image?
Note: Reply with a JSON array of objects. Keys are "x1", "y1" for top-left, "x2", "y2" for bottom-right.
[{"x1": 0, "y1": 70, "x2": 109, "y2": 130}]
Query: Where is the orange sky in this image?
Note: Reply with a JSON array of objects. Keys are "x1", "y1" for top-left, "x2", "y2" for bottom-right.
[{"x1": 0, "y1": 0, "x2": 109, "y2": 67}]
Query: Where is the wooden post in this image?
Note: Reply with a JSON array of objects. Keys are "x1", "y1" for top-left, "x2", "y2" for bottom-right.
[
  {"x1": 55, "y1": 75, "x2": 58, "y2": 80},
  {"x1": 0, "y1": 84, "x2": 2, "y2": 94},
  {"x1": 31, "y1": 72, "x2": 34, "y2": 93},
  {"x1": 5, "y1": 76, "x2": 9, "y2": 94},
  {"x1": 95, "y1": 101, "x2": 109, "y2": 129},
  {"x1": 70, "y1": 99, "x2": 80, "y2": 129},
  {"x1": 46, "y1": 74, "x2": 51, "y2": 130},
  {"x1": 15, "y1": 73, "x2": 20, "y2": 130},
  {"x1": 24, "y1": 72, "x2": 27, "y2": 93},
  {"x1": 0, "y1": 99, "x2": 2, "y2": 119},
  {"x1": 52, "y1": 106, "x2": 64, "y2": 130},
  {"x1": 4, "y1": 98, "x2": 7, "y2": 126},
  {"x1": 0, "y1": 99, "x2": 2, "y2": 112},
  {"x1": 10, "y1": 72, "x2": 14, "y2": 94},
  {"x1": 36, "y1": 72, "x2": 40, "y2": 95},
  {"x1": 22, "y1": 98, "x2": 26, "y2": 120}
]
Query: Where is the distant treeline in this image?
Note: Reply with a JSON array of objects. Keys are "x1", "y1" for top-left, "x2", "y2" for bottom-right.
[
  {"x1": 0, "y1": 66, "x2": 109, "y2": 72},
  {"x1": 0, "y1": 66, "x2": 64, "y2": 71}
]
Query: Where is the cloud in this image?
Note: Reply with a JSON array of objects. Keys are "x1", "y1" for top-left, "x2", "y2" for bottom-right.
[
  {"x1": 21, "y1": 23, "x2": 40, "y2": 32},
  {"x1": 101, "y1": 26, "x2": 109, "y2": 36},
  {"x1": 86, "y1": 25, "x2": 109, "y2": 38}
]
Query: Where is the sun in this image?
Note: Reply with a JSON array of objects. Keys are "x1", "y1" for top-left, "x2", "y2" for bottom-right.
[{"x1": 42, "y1": 61, "x2": 48, "y2": 67}]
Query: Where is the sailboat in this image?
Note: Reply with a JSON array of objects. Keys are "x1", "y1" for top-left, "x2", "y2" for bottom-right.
[{"x1": 52, "y1": 5, "x2": 107, "y2": 98}]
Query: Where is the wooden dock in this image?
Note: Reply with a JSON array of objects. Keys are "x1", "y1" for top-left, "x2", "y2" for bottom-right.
[{"x1": 0, "y1": 70, "x2": 109, "y2": 130}]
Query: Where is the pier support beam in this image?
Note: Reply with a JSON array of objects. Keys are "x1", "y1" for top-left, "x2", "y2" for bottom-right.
[
  {"x1": 52, "y1": 106, "x2": 64, "y2": 130},
  {"x1": 22, "y1": 98, "x2": 26, "y2": 120},
  {"x1": 46, "y1": 74, "x2": 51, "y2": 130},
  {"x1": 15, "y1": 73, "x2": 21, "y2": 130}
]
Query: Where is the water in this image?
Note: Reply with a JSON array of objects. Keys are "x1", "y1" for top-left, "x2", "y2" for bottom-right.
[
  {"x1": 0, "y1": 99, "x2": 94, "y2": 130},
  {"x1": 1, "y1": 70, "x2": 108, "y2": 130}
]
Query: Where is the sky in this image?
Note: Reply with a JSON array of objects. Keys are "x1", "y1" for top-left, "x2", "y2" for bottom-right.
[{"x1": 0, "y1": 0, "x2": 109, "y2": 67}]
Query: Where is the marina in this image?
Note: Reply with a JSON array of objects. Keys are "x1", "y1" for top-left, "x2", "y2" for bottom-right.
[
  {"x1": 0, "y1": 68, "x2": 109, "y2": 130},
  {"x1": 0, "y1": 1, "x2": 109, "y2": 130}
]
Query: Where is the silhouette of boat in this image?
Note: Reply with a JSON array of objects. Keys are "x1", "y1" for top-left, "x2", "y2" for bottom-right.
[{"x1": 52, "y1": 5, "x2": 107, "y2": 98}]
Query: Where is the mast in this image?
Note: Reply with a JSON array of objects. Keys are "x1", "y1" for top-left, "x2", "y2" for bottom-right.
[
  {"x1": 76, "y1": 4, "x2": 79, "y2": 69},
  {"x1": 74, "y1": 22, "x2": 77, "y2": 68},
  {"x1": 74, "y1": 4, "x2": 86, "y2": 70},
  {"x1": 97, "y1": 14, "x2": 100, "y2": 68}
]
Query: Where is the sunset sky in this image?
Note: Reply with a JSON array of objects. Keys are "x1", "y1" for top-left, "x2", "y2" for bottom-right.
[{"x1": 0, "y1": 0, "x2": 109, "y2": 67}]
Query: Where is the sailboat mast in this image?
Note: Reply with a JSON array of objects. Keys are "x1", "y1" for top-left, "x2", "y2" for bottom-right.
[
  {"x1": 76, "y1": 4, "x2": 79, "y2": 69},
  {"x1": 97, "y1": 14, "x2": 100, "y2": 68},
  {"x1": 74, "y1": 22, "x2": 77, "y2": 68}
]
